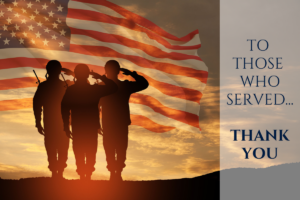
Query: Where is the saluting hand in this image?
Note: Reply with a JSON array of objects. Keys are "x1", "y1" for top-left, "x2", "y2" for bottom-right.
[
  {"x1": 120, "y1": 68, "x2": 137, "y2": 76},
  {"x1": 120, "y1": 68, "x2": 132, "y2": 75},
  {"x1": 62, "y1": 68, "x2": 75, "y2": 77},
  {"x1": 90, "y1": 71, "x2": 106, "y2": 80}
]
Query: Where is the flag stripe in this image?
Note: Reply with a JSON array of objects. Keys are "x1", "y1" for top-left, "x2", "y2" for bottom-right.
[
  {"x1": 0, "y1": 77, "x2": 41, "y2": 90},
  {"x1": 0, "y1": 98, "x2": 32, "y2": 111},
  {"x1": 0, "y1": 88, "x2": 36, "y2": 101},
  {"x1": 130, "y1": 115, "x2": 175, "y2": 133}
]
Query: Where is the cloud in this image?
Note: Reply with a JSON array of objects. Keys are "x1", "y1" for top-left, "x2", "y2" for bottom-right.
[
  {"x1": 129, "y1": 126, "x2": 203, "y2": 155},
  {"x1": 122, "y1": 4, "x2": 148, "y2": 17},
  {"x1": 177, "y1": 157, "x2": 219, "y2": 176},
  {"x1": 127, "y1": 158, "x2": 162, "y2": 168},
  {"x1": 21, "y1": 143, "x2": 45, "y2": 153},
  {"x1": 1, "y1": 109, "x2": 35, "y2": 126},
  {"x1": 0, "y1": 163, "x2": 48, "y2": 179}
]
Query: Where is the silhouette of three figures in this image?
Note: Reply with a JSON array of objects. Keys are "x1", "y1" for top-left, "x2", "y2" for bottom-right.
[{"x1": 33, "y1": 60, "x2": 149, "y2": 181}]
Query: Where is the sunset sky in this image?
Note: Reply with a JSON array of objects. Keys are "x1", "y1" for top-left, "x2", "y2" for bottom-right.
[{"x1": 0, "y1": 0, "x2": 219, "y2": 180}]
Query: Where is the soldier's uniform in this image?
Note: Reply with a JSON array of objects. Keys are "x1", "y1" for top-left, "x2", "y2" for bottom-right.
[
  {"x1": 100, "y1": 71, "x2": 149, "y2": 172},
  {"x1": 33, "y1": 79, "x2": 69, "y2": 173},
  {"x1": 61, "y1": 77, "x2": 117, "y2": 177}
]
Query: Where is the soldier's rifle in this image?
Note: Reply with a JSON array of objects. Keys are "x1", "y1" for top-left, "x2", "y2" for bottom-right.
[
  {"x1": 61, "y1": 73, "x2": 68, "y2": 88},
  {"x1": 33, "y1": 70, "x2": 40, "y2": 84}
]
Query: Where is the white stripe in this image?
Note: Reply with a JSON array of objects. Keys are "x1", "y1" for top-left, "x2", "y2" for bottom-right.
[
  {"x1": 66, "y1": 18, "x2": 200, "y2": 53},
  {"x1": 0, "y1": 67, "x2": 41, "y2": 80},
  {"x1": 68, "y1": 1, "x2": 126, "y2": 19},
  {"x1": 0, "y1": 49, "x2": 206, "y2": 93},
  {"x1": 0, "y1": 87, "x2": 200, "y2": 133},
  {"x1": 68, "y1": 0, "x2": 201, "y2": 46},
  {"x1": 0, "y1": 88, "x2": 35, "y2": 101},
  {"x1": 70, "y1": 34, "x2": 208, "y2": 72}
]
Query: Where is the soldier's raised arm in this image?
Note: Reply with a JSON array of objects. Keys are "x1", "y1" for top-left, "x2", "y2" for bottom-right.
[
  {"x1": 90, "y1": 72, "x2": 118, "y2": 96},
  {"x1": 33, "y1": 84, "x2": 45, "y2": 136},
  {"x1": 120, "y1": 68, "x2": 149, "y2": 93},
  {"x1": 61, "y1": 68, "x2": 75, "y2": 87}
]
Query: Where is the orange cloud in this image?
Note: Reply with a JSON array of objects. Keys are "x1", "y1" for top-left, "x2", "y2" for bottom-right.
[{"x1": 177, "y1": 157, "x2": 219, "y2": 176}]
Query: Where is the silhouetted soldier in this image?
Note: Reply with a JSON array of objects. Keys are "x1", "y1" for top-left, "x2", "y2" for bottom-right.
[
  {"x1": 61, "y1": 64, "x2": 117, "y2": 180},
  {"x1": 100, "y1": 60, "x2": 149, "y2": 181},
  {"x1": 33, "y1": 60, "x2": 71, "y2": 179}
]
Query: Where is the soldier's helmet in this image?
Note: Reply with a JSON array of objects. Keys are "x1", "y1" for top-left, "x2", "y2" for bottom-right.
[
  {"x1": 74, "y1": 64, "x2": 90, "y2": 80},
  {"x1": 46, "y1": 60, "x2": 62, "y2": 75},
  {"x1": 105, "y1": 60, "x2": 120, "y2": 76}
]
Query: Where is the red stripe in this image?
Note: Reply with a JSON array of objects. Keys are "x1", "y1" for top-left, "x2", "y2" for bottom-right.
[
  {"x1": 130, "y1": 93, "x2": 199, "y2": 128},
  {"x1": 0, "y1": 77, "x2": 42, "y2": 90},
  {"x1": 70, "y1": 27, "x2": 201, "y2": 60},
  {"x1": 70, "y1": 44, "x2": 208, "y2": 84},
  {"x1": 71, "y1": 0, "x2": 199, "y2": 42},
  {"x1": 0, "y1": 98, "x2": 32, "y2": 111},
  {"x1": 130, "y1": 115, "x2": 175, "y2": 133},
  {"x1": 0, "y1": 57, "x2": 49, "y2": 70},
  {"x1": 0, "y1": 58, "x2": 202, "y2": 103},
  {"x1": 67, "y1": 9, "x2": 201, "y2": 51}
]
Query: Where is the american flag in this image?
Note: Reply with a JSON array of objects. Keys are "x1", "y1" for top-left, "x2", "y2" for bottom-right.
[{"x1": 0, "y1": 0, "x2": 208, "y2": 134}]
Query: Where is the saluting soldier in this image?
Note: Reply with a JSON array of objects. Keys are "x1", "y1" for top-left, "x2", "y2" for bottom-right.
[
  {"x1": 61, "y1": 64, "x2": 117, "y2": 180},
  {"x1": 100, "y1": 60, "x2": 149, "y2": 181}
]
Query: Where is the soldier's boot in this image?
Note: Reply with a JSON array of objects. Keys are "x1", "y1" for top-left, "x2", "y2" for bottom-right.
[{"x1": 115, "y1": 171, "x2": 123, "y2": 182}]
